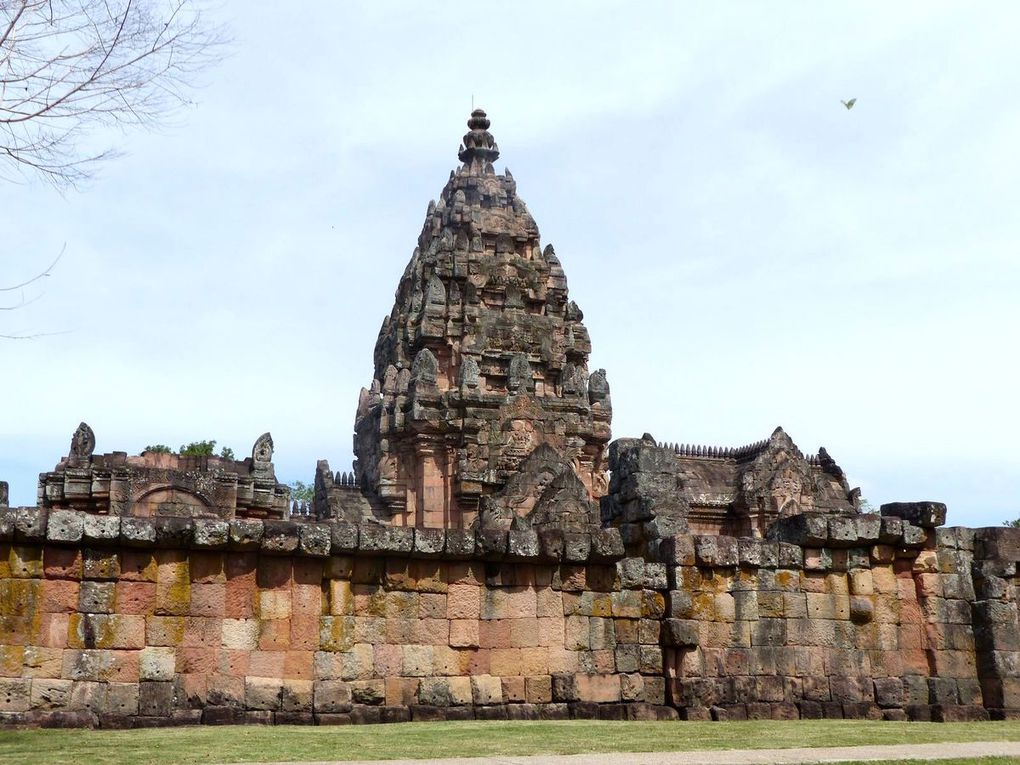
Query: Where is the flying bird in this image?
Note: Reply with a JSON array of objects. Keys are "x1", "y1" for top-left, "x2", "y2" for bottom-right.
[{"x1": 841, "y1": 98, "x2": 857, "y2": 110}]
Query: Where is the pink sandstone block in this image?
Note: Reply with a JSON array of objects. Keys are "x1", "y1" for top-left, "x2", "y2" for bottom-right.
[
  {"x1": 352, "y1": 584, "x2": 385, "y2": 617},
  {"x1": 330, "y1": 580, "x2": 353, "y2": 616},
  {"x1": 114, "y1": 581, "x2": 156, "y2": 615},
  {"x1": 416, "y1": 618, "x2": 450, "y2": 645},
  {"x1": 340, "y1": 643, "x2": 374, "y2": 681},
  {"x1": 284, "y1": 649, "x2": 314, "y2": 680},
  {"x1": 489, "y1": 648, "x2": 522, "y2": 676},
  {"x1": 385, "y1": 591, "x2": 419, "y2": 619},
  {"x1": 510, "y1": 618, "x2": 540, "y2": 648},
  {"x1": 223, "y1": 580, "x2": 257, "y2": 620},
  {"x1": 258, "y1": 590, "x2": 292, "y2": 620},
  {"x1": 501, "y1": 675, "x2": 526, "y2": 702},
  {"x1": 43, "y1": 547, "x2": 82, "y2": 580},
  {"x1": 36, "y1": 612, "x2": 69, "y2": 649},
  {"x1": 176, "y1": 646, "x2": 217, "y2": 675},
  {"x1": 561, "y1": 592, "x2": 582, "y2": 616},
  {"x1": 179, "y1": 672, "x2": 208, "y2": 707},
  {"x1": 447, "y1": 584, "x2": 481, "y2": 619},
  {"x1": 593, "y1": 649, "x2": 616, "y2": 674},
  {"x1": 181, "y1": 616, "x2": 222, "y2": 648},
  {"x1": 373, "y1": 644, "x2": 402, "y2": 677},
  {"x1": 258, "y1": 619, "x2": 292, "y2": 651},
  {"x1": 248, "y1": 650, "x2": 286, "y2": 677},
  {"x1": 466, "y1": 648, "x2": 491, "y2": 675},
  {"x1": 401, "y1": 645, "x2": 433, "y2": 677},
  {"x1": 547, "y1": 646, "x2": 578, "y2": 674},
  {"x1": 256, "y1": 556, "x2": 294, "y2": 589},
  {"x1": 290, "y1": 613, "x2": 320, "y2": 651},
  {"x1": 478, "y1": 619, "x2": 511, "y2": 649},
  {"x1": 189, "y1": 583, "x2": 226, "y2": 617},
  {"x1": 291, "y1": 583, "x2": 322, "y2": 618},
  {"x1": 145, "y1": 615, "x2": 185, "y2": 646},
  {"x1": 518, "y1": 647, "x2": 550, "y2": 676},
  {"x1": 536, "y1": 588, "x2": 562, "y2": 618},
  {"x1": 385, "y1": 618, "x2": 418, "y2": 645},
  {"x1": 447, "y1": 561, "x2": 483, "y2": 586},
  {"x1": 208, "y1": 674, "x2": 245, "y2": 706},
  {"x1": 40, "y1": 579, "x2": 79, "y2": 613},
  {"x1": 849, "y1": 570, "x2": 874, "y2": 596},
  {"x1": 538, "y1": 617, "x2": 565, "y2": 647},
  {"x1": 559, "y1": 566, "x2": 586, "y2": 591},
  {"x1": 576, "y1": 673, "x2": 621, "y2": 703},
  {"x1": 614, "y1": 618, "x2": 639, "y2": 645},
  {"x1": 292, "y1": 558, "x2": 323, "y2": 587},
  {"x1": 418, "y1": 592, "x2": 447, "y2": 619},
  {"x1": 189, "y1": 552, "x2": 225, "y2": 584},
  {"x1": 353, "y1": 616, "x2": 385, "y2": 644},
  {"x1": 525, "y1": 675, "x2": 552, "y2": 703},
  {"x1": 432, "y1": 646, "x2": 465, "y2": 676}
]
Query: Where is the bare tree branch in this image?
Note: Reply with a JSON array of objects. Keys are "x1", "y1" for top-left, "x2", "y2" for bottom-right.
[
  {"x1": 1, "y1": 245, "x2": 66, "y2": 338},
  {"x1": 0, "y1": 0, "x2": 225, "y2": 187},
  {"x1": 0, "y1": 245, "x2": 62, "y2": 291}
]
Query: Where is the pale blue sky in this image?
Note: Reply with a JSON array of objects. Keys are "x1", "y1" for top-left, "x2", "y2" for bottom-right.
[{"x1": 2, "y1": 1, "x2": 1018, "y2": 527}]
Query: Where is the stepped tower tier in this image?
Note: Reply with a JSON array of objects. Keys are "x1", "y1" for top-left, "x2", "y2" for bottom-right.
[{"x1": 354, "y1": 110, "x2": 612, "y2": 529}]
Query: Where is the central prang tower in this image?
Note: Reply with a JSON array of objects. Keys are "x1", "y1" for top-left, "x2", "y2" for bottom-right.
[{"x1": 354, "y1": 110, "x2": 612, "y2": 529}]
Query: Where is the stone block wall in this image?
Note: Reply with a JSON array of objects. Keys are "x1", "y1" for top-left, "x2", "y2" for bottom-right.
[{"x1": 0, "y1": 506, "x2": 1017, "y2": 727}]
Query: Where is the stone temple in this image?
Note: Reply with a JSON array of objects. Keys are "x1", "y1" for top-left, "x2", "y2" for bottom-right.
[{"x1": 0, "y1": 111, "x2": 1018, "y2": 727}]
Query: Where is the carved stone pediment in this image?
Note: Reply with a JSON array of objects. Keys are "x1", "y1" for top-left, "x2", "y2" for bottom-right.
[{"x1": 477, "y1": 443, "x2": 597, "y2": 531}]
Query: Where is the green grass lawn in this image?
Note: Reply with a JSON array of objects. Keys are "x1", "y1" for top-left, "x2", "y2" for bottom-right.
[{"x1": 1, "y1": 720, "x2": 1018, "y2": 765}]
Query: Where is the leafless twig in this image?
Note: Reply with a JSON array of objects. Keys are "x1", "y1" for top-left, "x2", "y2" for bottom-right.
[{"x1": 1, "y1": 0, "x2": 225, "y2": 187}]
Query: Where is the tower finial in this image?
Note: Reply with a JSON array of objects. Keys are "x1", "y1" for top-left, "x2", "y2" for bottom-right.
[{"x1": 458, "y1": 108, "x2": 499, "y2": 168}]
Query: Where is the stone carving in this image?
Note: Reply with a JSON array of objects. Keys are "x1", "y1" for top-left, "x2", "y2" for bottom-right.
[
  {"x1": 411, "y1": 347, "x2": 438, "y2": 386},
  {"x1": 458, "y1": 355, "x2": 480, "y2": 389},
  {"x1": 478, "y1": 443, "x2": 597, "y2": 531},
  {"x1": 68, "y1": 421, "x2": 95, "y2": 465},
  {"x1": 252, "y1": 432, "x2": 274, "y2": 464},
  {"x1": 353, "y1": 110, "x2": 611, "y2": 527},
  {"x1": 588, "y1": 368, "x2": 611, "y2": 408},
  {"x1": 507, "y1": 353, "x2": 532, "y2": 393}
]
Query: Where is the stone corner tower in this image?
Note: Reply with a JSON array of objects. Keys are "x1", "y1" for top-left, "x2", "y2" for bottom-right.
[{"x1": 353, "y1": 109, "x2": 611, "y2": 529}]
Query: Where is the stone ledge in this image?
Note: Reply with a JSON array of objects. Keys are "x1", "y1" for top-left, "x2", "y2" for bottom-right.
[
  {"x1": 4, "y1": 507, "x2": 627, "y2": 564},
  {"x1": 766, "y1": 512, "x2": 924, "y2": 551},
  {"x1": 881, "y1": 501, "x2": 948, "y2": 529}
]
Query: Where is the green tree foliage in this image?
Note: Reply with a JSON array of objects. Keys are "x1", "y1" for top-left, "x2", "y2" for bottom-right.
[
  {"x1": 1004, "y1": 518, "x2": 1020, "y2": 528},
  {"x1": 290, "y1": 480, "x2": 314, "y2": 502},
  {"x1": 143, "y1": 441, "x2": 234, "y2": 458},
  {"x1": 179, "y1": 440, "x2": 217, "y2": 456}
]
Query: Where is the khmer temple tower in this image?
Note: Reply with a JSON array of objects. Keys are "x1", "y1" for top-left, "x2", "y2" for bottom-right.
[{"x1": 353, "y1": 110, "x2": 612, "y2": 529}]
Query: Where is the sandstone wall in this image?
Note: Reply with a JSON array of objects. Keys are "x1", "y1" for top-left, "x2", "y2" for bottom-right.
[{"x1": 0, "y1": 506, "x2": 1017, "y2": 727}]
